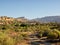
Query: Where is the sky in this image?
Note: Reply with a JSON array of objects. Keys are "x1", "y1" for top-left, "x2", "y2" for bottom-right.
[{"x1": 0, "y1": 0, "x2": 60, "y2": 19}]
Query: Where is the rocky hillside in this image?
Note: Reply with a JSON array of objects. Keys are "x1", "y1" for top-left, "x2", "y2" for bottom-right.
[
  {"x1": 0, "y1": 16, "x2": 28, "y2": 24},
  {"x1": 16, "y1": 17, "x2": 28, "y2": 22}
]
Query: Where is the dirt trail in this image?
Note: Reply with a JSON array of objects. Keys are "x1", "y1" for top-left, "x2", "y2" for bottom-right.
[
  {"x1": 28, "y1": 34, "x2": 53, "y2": 45},
  {"x1": 18, "y1": 34, "x2": 60, "y2": 45}
]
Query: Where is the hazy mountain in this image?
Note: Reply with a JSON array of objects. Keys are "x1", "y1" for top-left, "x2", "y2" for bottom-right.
[{"x1": 33, "y1": 16, "x2": 60, "y2": 23}]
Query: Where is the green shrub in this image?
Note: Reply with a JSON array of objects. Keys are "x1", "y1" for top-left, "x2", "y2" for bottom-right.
[
  {"x1": 0, "y1": 32, "x2": 15, "y2": 45},
  {"x1": 36, "y1": 31, "x2": 44, "y2": 38},
  {"x1": 53, "y1": 29, "x2": 60, "y2": 39},
  {"x1": 47, "y1": 31, "x2": 58, "y2": 39}
]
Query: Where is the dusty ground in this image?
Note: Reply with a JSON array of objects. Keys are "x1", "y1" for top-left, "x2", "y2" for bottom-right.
[{"x1": 17, "y1": 40, "x2": 29, "y2": 45}]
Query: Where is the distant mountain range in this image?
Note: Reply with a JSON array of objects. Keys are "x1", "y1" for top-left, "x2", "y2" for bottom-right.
[
  {"x1": 0, "y1": 16, "x2": 60, "y2": 23},
  {"x1": 33, "y1": 16, "x2": 60, "y2": 23}
]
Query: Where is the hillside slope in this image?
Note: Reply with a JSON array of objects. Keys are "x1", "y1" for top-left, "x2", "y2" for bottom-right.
[{"x1": 33, "y1": 16, "x2": 60, "y2": 23}]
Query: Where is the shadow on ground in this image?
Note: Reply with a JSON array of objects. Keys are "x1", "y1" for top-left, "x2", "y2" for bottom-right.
[{"x1": 29, "y1": 41, "x2": 51, "y2": 45}]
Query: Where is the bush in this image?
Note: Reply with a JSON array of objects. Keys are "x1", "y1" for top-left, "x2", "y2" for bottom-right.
[
  {"x1": 53, "y1": 29, "x2": 60, "y2": 39},
  {"x1": 47, "y1": 31, "x2": 58, "y2": 39},
  {"x1": 14, "y1": 33, "x2": 28, "y2": 43},
  {"x1": 20, "y1": 23, "x2": 27, "y2": 27},
  {"x1": 0, "y1": 32, "x2": 15, "y2": 45},
  {"x1": 36, "y1": 31, "x2": 44, "y2": 38},
  {"x1": 43, "y1": 30, "x2": 49, "y2": 36}
]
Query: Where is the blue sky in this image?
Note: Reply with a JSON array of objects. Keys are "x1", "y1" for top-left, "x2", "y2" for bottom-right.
[{"x1": 0, "y1": 0, "x2": 60, "y2": 19}]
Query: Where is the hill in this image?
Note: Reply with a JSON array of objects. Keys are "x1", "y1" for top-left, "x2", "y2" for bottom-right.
[
  {"x1": 0, "y1": 16, "x2": 28, "y2": 25},
  {"x1": 33, "y1": 16, "x2": 60, "y2": 23},
  {"x1": 16, "y1": 17, "x2": 28, "y2": 22}
]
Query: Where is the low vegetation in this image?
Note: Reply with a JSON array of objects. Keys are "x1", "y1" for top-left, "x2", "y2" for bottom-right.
[{"x1": 0, "y1": 16, "x2": 60, "y2": 45}]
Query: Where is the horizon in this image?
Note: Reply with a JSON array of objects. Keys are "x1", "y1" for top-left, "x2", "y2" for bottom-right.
[
  {"x1": 0, "y1": 0, "x2": 60, "y2": 19},
  {"x1": 0, "y1": 15, "x2": 60, "y2": 19}
]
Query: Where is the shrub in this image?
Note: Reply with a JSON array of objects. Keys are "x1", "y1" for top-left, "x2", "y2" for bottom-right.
[
  {"x1": 0, "y1": 32, "x2": 15, "y2": 45},
  {"x1": 36, "y1": 31, "x2": 44, "y2": 38},
  {"x1": 53, "y1": 29, "x2": 60, "y2": 39},
  {"x1": 47, "y1": 31, "x2": 58, "y2": 39},
  {"x1": 20, "y1": 23, "x2": 27, "y2": 27},
  {"x1": 14, "y1": 33, "x2": 28, "y2": 43},
  {"x1": 43, "y1": 30, "x2": 49, "y2": 36}
]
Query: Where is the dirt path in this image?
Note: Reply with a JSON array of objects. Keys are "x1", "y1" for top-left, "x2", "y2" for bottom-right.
[
  {"x1": 17, "y1": 34, "x2": 60, "y2": 45},
  {"x1": 27, "y1": 34, "x2": 60, "y2": 45},
  {"x1": 28, "y1": 34, "x2": 51, "y2": 45}
]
